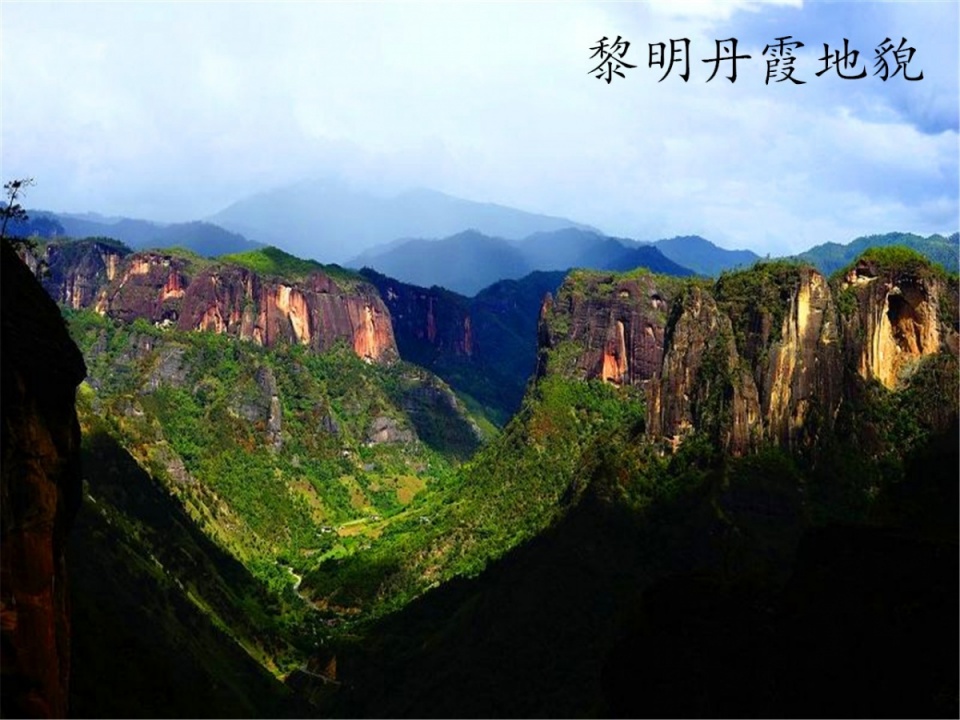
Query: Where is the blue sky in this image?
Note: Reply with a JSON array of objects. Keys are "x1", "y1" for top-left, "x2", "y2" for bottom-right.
[{"x1": 1, "y1": 1, "x2": 957, "y2": 255}]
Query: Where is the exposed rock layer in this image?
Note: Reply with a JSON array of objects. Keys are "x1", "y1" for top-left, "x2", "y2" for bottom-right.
[
  {"x1": 38, "y1": 243, "x2": 398, "y2": 363},
  {"x1": 841, "y1": 257, "x2": 951, "y2": 390}
]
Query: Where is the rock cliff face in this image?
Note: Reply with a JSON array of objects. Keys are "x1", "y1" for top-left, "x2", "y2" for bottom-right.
[
  {"x1": 1, "y1": 241, "x2": 87, "y2": 718},
  {"x1": 361, "y1": 268, "x2": 568, "y2": 425},
  {"x1": 39, "y1": 243, "x2": 398, "y2": 363},
  {"x1": 745, "y1": 268, "x2": 841, "y2": 448},
  {"x1": 701, "y1": 264, "x2": 843, "y2": 453},
  {"x1": 361, "y1": 269, "x2": 475, "y2": 362},
  {"x1": 539, "y1": 256, "x2": 958, "y2": 455},
  {"x1": 39, "y1": 240, "x2": 129, "y2": 310},
  {"x1": 839, "y1": 256, "x2": 956, "y2": 390},
  {"x1": 537, "y1": 271, "x2": 677, "y2": 386},
  {"x1": 646, "y1": 286, "x2": 762, "y2": 454}
]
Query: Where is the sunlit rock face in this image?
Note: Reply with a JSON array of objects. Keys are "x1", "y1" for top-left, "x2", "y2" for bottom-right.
[
  {"x1": 707, "y1": 265, "x2": 842, "y2": 453},
  {"x1": 42, "y1": 248, "x2": 399, "y2": 364},
  {"x1": 841, "y1": 259, "x2": 948, "y2": 390},
  {"x1": 1, "y1": 241, "x2": 86, "y2": 719},
  {"x1": 540, "y1": 258, "x2": 958, "y2": 456}
]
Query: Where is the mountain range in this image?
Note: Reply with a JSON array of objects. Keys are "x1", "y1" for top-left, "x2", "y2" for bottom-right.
[
  {"x1": 207, "y1": 180, "x2": 598, "y2": 264},
  {"x1": 16, "y1": 211, "x2": 264, "y2": 257},
  {"x1": 349, "y1": 228, "x2": 696, "y2": 296},
  {"x1": 796, "y1": 231, "x2": 959, "y2": 276},
  {"x1": 16, "y1": 180, "x2": 956, "y2": 298}
]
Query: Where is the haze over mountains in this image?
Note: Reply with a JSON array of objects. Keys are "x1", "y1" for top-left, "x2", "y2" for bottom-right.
[
  {"x1": 17, "y1": 179, "x2": 957, "y2": 297},
  {"x1": 207, "y1": 179, "x2": 598, "y2": 264},
  {"x1": 349, "y1": 228, "x2": 761, "y2": 295},
  {"x1": 20, "y1": 211, "x2": 264, "y2": 258}
]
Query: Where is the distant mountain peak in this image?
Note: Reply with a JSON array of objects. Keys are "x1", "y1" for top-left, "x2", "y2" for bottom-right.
[
  {"x1": 208, "y1": 178, "x2": 598, "y2": 263},
  {"x1": 350, "y1": 227, "x2": 694, "y2": 295}
]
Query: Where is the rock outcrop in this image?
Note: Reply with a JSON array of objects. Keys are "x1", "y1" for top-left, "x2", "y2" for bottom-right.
[
  {"x1": 360, "y1": 268, "x2": 568, "y2": 425},
  {"x1": 839, "y1": 256, "x2": 955, "y2": 390},
  {"x1": 40, "y1": 240, "x2": 129, "y2": 310},
  {"x1": 361, "y1": 269, "x2": 475, "y2": 362},
  {"x1": 39, "y1": 242, "x2": 398, "y2": 363},
  {"x1": 537, "y1": 271, "x2": 676, "y2": 386},
  {"x1": 366, "y1": 416, "x2": 416, "y2": 445},
  {"x1": 539, "y1": 255, "x2": 958, "y2": 455},
  {"x1": 1, "y1": 241, "x2": 87, "y2": 718},
  {"x1": 647, "y1": 286, "x2": 761, "y2": 454}
]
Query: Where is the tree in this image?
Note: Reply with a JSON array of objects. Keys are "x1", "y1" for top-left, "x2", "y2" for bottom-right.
[
  {"x1": 1, "y1": 178, "x2": 48, "y2": 276},
  {"x1": 1, "y1": 177, "x2": 35, "y2": 244}
]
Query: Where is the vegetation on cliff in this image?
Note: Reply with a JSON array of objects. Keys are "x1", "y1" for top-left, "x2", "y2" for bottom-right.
[
  {"x1": 713, "y1": 259, "x2": 811, "y2": 351},
  {"x1": 221, "y1": 246, "x2": 363, "y2": 287},
  {"x1": 316, "y1": 247, "x2": 957, "y2": 718}
]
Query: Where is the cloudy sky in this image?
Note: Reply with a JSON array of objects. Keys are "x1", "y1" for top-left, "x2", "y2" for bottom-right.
[{"x1": 1, "y1": 0, "x2": 957, "y2": 255}]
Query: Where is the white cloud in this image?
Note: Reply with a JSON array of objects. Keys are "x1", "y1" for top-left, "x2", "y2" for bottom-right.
[{"x1": 0, "y1": 1, "x2": 955, "y2": 254}]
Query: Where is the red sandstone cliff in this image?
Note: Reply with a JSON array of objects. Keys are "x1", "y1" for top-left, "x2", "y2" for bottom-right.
[
  {"x1": 40, "y1": 243, "x2": 398, "y2": 363},
  {"x1": 360, "y1": 269, "x2": 475, "y2": 361},
  {"x1": 840, "y1": 255, "x2": 957, "y2": 390}
]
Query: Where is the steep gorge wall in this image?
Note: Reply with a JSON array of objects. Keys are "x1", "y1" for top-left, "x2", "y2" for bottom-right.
[
  {"x1": 646, "y1": 286, "x2": 761, "y2": 454},
  {"x1": 39, "y1": 240, "x2": 128, "y2": 310},
  {"x1": 752, "y1": 269, "x2": 841, "y2": 448},
  {"x1": 1, "y1": 241, "x2": 87, "y2": 718},
  {"x1": 693, "y1": 264, "x2": 844, "y2": 453},
  {"x1": 361, "y1": 270, "x2": 475, "y2": 362}
]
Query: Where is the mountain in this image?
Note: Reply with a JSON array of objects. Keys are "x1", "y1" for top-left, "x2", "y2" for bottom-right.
[
  {"x1": 352, "y1": 228, "x2": 693, "y2": 295},
  {"x1": 69, "y1": 430, "x2": 309, "y2": 718},
  {"x1": 4, "y1": 212, "x2": 66, "y2": 239},
  {"x1": 796, "y1": 231, "x2": 959, "y2": 276},
  {"x1": 209, "y1": 180, "x2": 597, "y2": 264},
  {"x1": 516, "y1": 227, "x2": 696, "y2": 275},
  {"x1": 652, "y1": 234, "x2": 760, "y2": 275},
  {"x1": 539, "y1": 249, "x2": 958, "y2": 455},
  {"x1": 21, "y1": 211, "x2": 263, "y2": 257},
  {"x1": 323, "y1": 459, "x2": 957, "y2": 718},
  {"x1": 30, "y1": 237, "x2": 491, "y2": 551},
  {"x1": 512, "y1": 229, "x2": 750, "y2": 277},
  {"x1": 35, "y1": 241, "x2": 398, "y2": 362}
]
